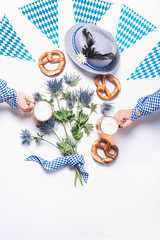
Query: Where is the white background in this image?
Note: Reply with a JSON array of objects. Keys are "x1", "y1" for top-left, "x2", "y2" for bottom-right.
[{"x1": 0, "y1": 0, "x2": 160, "y2": 239}]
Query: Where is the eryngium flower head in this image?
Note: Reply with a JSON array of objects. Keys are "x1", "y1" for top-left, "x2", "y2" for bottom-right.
[
  {"x1": 63, "y1": 73, "x2": 80, "y2": 86},
  {"x1": 79, "y1": 88, "x2": 94, "y2": 106},
  {"x1": 33, "y1": 92, "x2": 43, "y2": 102},
  {"x1": 46, "y1": 78, "x2": 62, "y2": 95},
  {"x1": 67, "y1": 93, "x2": 76, "y2": 109},
  {"x1": 20, "y1": 129, "x2": 31, "y2": 145},
  {"x1": 36, "y1": 116, "x2": 55, "y2": 134},
  {"x1": 101, "y1": 102, "x2": 113, "y2": 115}
]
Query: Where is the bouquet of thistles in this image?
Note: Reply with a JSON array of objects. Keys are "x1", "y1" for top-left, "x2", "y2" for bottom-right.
[{"x1": 20, "y1": 73, "x2": 97, "y2": 186}]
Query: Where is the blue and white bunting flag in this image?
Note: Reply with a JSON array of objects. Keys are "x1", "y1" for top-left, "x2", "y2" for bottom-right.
[
  {"x1": 72, "y1": 0, "x2": 113, "y2": 25},
  {"x1": 127, "y1": 42, "x2": 160, "y2": 80},
  {"x1": 116, "y1": 4, "x2": 157, "y2": 52},
  {"x1": 19, "y1": 0, "x2": 59, "y2": 47},
  {"x1": 0, "y1": 15, "x2": 35, "y2": 61}
]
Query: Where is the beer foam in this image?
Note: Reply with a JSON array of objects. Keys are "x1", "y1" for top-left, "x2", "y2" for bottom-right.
[
  {"x1": 101, "y1": 117, "x2": 118, "y2": 135},
  {"x1": 34, "y1": 101, "x2": 53, "y2": 121}
]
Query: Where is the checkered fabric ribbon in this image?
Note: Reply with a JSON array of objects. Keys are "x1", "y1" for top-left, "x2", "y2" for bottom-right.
[
  {"x1": 72, "y1": 0, "x2": 112, "y2": 25},
  {"x1": 0, "y1": 79, "x2": 18, "y2": 109},
  {"x1": 26, "y1": 153, "x2": 89, "y2": 183},
  {"x1": 116, "y1": 4, "x2": 157, "y2": 52},
  {"x1": 127, "y1": 41, "x2": 160, "y2": 80},
  {"x1": 0, "y1": 15, "x2": 34, "y2": 61},
  {"x1": 131, "y1": 89, "x2": 160, "y2": 120},
  {"x1": 19, "y1": 0, "x2": 59, "y2": 46}
]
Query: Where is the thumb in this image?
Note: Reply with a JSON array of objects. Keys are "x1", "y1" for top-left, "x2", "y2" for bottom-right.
[{"x1": 25, "y1": 94, "x2": 35, "y2": 104}]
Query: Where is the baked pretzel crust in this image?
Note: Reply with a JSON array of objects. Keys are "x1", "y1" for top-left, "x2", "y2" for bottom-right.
[
  {"x1": 94, "y1": 74, "x2": 121, "y2": 100},
  {"x1": 91, "y1": 137, "x2": 119, "y2": 164},
  {"x1": 38, "y1": 50, "x2": 66, "y2": 77}
]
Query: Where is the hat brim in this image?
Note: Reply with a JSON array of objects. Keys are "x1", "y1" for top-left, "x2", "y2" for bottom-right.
[{"x1": 64, "y1": 23, "x2": 120, "y2": 75}]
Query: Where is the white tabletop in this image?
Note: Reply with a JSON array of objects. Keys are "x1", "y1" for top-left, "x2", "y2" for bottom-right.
[{"x1": 0, "y1": 0, "x2": 160, "y2": 239}]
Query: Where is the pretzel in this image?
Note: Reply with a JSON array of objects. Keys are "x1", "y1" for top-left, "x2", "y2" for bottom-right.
[
  {"x1": 38, "y1": 50, "x2": 66, "y2": 77},
  {"x1": 94, "y1": 74, "x2": 121, "y2": 100},
  {"x1": 91, "y1": 137, "x2": 118, "y2": 164}
]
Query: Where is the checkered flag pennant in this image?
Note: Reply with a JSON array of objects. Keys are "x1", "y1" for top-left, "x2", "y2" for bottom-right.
[
  {"x1": 0, "y1": 15, "x2": 34, "y2": 61},
  {"x1": 116, "y1": 4, "x2": 157, "y2": 52},
  {"x1": 19, "y1": 0, "x2": 59, "y2": 46},
  {"x1": 72, "y1": 0, "x2": 113, "y2": 25},
  {"x1": 127, "y1": 42, "x2": 160, "y2": 80},
  {"x1": 26, "y1": 153, "x2": 89, "y2": 183}
]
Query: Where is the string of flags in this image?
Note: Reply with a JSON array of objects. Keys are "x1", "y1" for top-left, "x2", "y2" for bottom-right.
[
  {"x1": 72, "y1": 0, "x2": 113, "y2": 25},
  {"x1": 127, "y1": 41, "x2": 160, "y2": 80},
  {"x1": 0, "y1": 15, "x2": 35, "y2": 61},
  {"x1": 18, "y1": 0, "x2": 59, "y2": 47},
  {"x1": 115, "y1": 4, "x2": 157, "y2": 53},
  {"x1": 0, "y1": 0, "x2": 159, "y2": 81}
]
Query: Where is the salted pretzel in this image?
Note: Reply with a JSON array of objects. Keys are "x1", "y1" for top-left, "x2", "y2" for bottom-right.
[
  {"x1": 38, "y1": 50, "x2": 66, "y2": 77},
  {"x1": 91, "y1": 137, "x2": 119, "y2": 164},
  {"x1": 94, "y1": 74, "x2": 121, "y2": 100}
]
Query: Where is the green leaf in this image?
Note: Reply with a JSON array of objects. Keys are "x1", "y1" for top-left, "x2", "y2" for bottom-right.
[
  {"x1": 83, "y1": 123, "x2": 94, "y2": 135},
  {"x1": 54, "y1": 107, "x2": 75, "y2": 123},
  {"x1": 61, "y1": 91, "x2": 71, "y2": 101},
  {"x1": 90, "y1": 103, "x2": 97, "y2": 113},
  {"x1": 71, "y1": 123, "x2": 83, "y2": 141},
  {"x1": 78, "y1": 110, "x2": 89, "y2": 126},
  {"x1": 56, "y1": 139, "x2": 72, "y2": 155}
]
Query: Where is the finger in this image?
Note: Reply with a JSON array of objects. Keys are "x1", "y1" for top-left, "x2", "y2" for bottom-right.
[
  {"x1": 120, "y1": 119, "x2": 134, "y2": 128},
  {"x1": 24, "y1": 94, "x2": 35, "y2": 104}
]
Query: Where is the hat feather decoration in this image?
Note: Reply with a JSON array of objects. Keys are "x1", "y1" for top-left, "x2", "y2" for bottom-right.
[{"x1": 82, "y1": 28, "x2": 116, "y2": 61}]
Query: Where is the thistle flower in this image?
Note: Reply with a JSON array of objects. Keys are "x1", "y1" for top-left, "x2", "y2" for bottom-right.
[
  {"x1": 33, "y1": 92, "x2": 43, "y2": 102},
  {"x1": 79, "y1": 88, "x2": 94, "y2": 106},
  {"x1": 101, "y1": 102, "x2": 113, "y2": 115},
  {"x1": 46, "y1": 78, "x2": 62, "y2": 95},
  {"x1": 67, "y1": 93, "x2": 76, "y2": 109},
  {"x1": 36, "y1": 116, "x2": 55, "y2": 134},
  {"x1": 63, "y1": 73, "x2": 80, "y2": 86},
  {"x1": 20, "y1": 129, "x2": 32, "y2": 145}
]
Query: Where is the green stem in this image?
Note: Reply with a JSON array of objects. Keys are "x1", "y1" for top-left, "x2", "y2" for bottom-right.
[
  {"x1": 56, "y1": 93, "x2": 61, "y2": 110},
  {"x1": 52, "y1": 129, "x2": 62, "y2": 142},
  {"x1": 56, "y1": 92, "x2": 83, "y2": 186},
  {"x1": 42, "y1": 138, "x2": 58, "y2": 149},
  {"x1": 75, "y1": 166, "x2": 83, "y2": 186}
]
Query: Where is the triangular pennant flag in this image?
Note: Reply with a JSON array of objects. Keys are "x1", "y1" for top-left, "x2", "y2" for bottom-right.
[
  {"x1": 116, "y1": 4, "x2": 157, "y2": 52},
  {"x1": 0, "y1": 15, "x2": 35, "y2": 61},
  {"x1": 72, "y1": 0, "x2": 113, "y2": 25},
  {"x1": 127, "y1": 42, "x2": 160, "y2": 80},
  {"x1": 19, "y1": 0, "x2": 59, "y2": 46}
]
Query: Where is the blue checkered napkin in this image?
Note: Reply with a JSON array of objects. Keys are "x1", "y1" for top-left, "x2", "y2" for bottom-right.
[
  {"x1": 131, "y1": 89, "x2": 160, "y2": 120},
  {"x1": 26, "y1": 153, "x2": 89, "y2": 183},
  {"x1": 0, "y1": 15, "x2": 35, "y2": 61},
  {"x1": 127, "y1": 41, "x2": 160, "y2": 80},
  {"x1": 0, "y1": 79, "x2": 18, "y2": 109},
  {"x1": 19, "y1": 0, "x2": 59, "y2": 46},
  {"x1": 72, "y1": 0, "x2": 113, "y2": 25},
  {"x1": 116, "y1": 4, "x2": 157, "y2": 52}
]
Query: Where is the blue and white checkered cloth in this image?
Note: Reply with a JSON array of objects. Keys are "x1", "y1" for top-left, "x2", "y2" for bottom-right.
[
  {"x1": 0, "y1": 79, "x2": 18, "y2": 109},
  {"x1": 116, "y1": 4, "x2": 157, "y2": 52},
  {"x1": 131, "y1": 89, "x2": 160, "y2": 120},
  {"x1": 72, "y1": 0, "x2": 112, "y2": 25},
  {"x1": 0, "y1": 15, "x2": 34, "y2": 61},
  {"x1": 19, "y1": 0, "x2": 59, "y2": 47},
  {"x1": 127, "y1": 41, "x2": 160, "y2": 80},
  {"x1": 26, "y1": 153, "x2": 89, "y2": 183}
]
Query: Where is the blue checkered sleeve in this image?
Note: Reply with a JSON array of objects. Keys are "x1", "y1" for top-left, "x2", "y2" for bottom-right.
[
  {"x1": 131, "y1": 89, "x2": 160, "y2": 120},
  {"x1": 0, "y1": 79, "x2": 18, "y2": 109}
]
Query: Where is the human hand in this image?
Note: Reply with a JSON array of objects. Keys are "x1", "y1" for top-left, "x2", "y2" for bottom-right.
[
  {"x1": 113, "y1": 109, "x2": 134, "y2": 128},
  {"x1": 17, "y1": 91, "x2": 35, "y2": 112}
]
